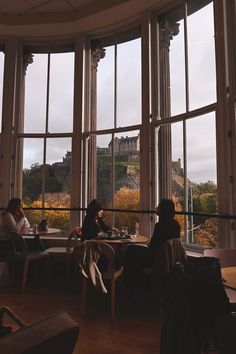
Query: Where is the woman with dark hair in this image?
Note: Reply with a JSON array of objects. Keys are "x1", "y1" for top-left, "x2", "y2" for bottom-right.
[
  {"x1": 81, "y1": 199, "x2": 111, "y2": 241},
  {"x1": 147, "y1": 198, "x2": 180, "y2": 264},
  {"x1": 1, "y1": 198, "x2": 30, "y2": 239},
  {"x1": 123, "y1": 198, "x2": 181, "y2": 292}
]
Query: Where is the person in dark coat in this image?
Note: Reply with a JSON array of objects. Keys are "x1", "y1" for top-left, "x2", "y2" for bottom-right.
[{"x1": 123, "y1": 198, "x2": 181, "y2": 292}]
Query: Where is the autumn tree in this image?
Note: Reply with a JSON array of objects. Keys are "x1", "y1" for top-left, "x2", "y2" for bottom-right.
[
  {"x1": 23, "y1": 193, "x2": 70, "y2": 231},
  {"x1": 104, "y1": 187, "x2": 140, "y2": 233}
]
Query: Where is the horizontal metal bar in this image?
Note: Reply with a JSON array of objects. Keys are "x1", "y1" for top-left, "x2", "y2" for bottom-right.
[{"x1": 0, "y1": 206, "x2": 235, "y2": 220}]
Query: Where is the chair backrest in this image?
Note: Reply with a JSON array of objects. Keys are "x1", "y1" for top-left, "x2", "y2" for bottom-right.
[
  {"x1": 0, "y1": 312, "x2": 79, "y2": 354},
  {"x1": 153, "y1": 238, "x2": 187, "y2": 279},
  {"x1": 66, "y1": 228, "x2": 82, "y2": 254},
  {"x1": 203, "y1": 248, "x2": 236, "y2": 267}
]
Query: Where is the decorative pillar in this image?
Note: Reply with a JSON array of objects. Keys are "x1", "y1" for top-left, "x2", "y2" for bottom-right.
[
  {"x1": 158, "y1": 18, "x2": 179, "y2": 200},
  {"x1": 89, "y1": 42, "x2": 106, "y2": 200},
  {"x1": 13, "y1": 51, "x2": 34, "y2": 198}
]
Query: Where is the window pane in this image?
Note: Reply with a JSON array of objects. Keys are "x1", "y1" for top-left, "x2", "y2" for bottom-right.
[
  {"x1": 24, "y1": 54, "x2": 47, "y2": 133},
  {"x1": 187, "y1": 1, "x2": 216, "y2": 109},
  {"x1": 22, "y1": 138, "x2": 44, "y2": 225},
  {"x1": 186, "y1": 112, "x2": 218, "y2": 246},
  {"x1": 171, "y1": 122, "x2": 184, "y2": 202},
  {"x1": 169, "y1": 7, "x2": 186, "y2": 116},
  {"x1": 114, "y1": 131, "x2": 140, "y2": 233},
  {"x1": 45, "y1": 138, "x2": 71, "y2": 204},
  {"x1": 48, "y1": 53, "x2": 74, "y2": 133},
  {"x1": 97, "y1": 46, "x2": 114, "y2": 130},
  {"x1": 117, "y1": 38, "x2": 141, "y2": 127},
  {"x1": 0, "y1": 51, "x2": 4, "y2": 132},
  {"x1": 96, "y1": 134, "x2": 112, "y2": 207},
  {"x1": 44, "y1": 138, "x2": 71, "y2": 231}
]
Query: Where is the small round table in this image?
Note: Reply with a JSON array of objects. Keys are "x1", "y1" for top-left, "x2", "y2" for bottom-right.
[
  {"x1": 222, "y1": 267, "x2": 236, "y2": 290},
  {"x1": 21, "y1": 228, "x2": 61, "y2": 238},
  {"x1": 21, "y1": 228, "x2": 61, "y2": 251},
  {"x1": 95, "y1": 234, "x2": 148, "y2": 245}
]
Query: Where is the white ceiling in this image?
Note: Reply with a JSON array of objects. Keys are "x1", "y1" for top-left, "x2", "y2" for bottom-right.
[
  {"x1": 0, "y1": 0, "x2": 129, "y2": 22},
  {"x1": 0, "y1": 0, "x2": 168, "y2": 37},
  {"x1": 0, "y1": 0, "x2": 102, "y2": 15}
]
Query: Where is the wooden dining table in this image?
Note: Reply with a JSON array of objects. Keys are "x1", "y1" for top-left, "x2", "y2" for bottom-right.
[
  {"x1": 95, "y1": 234, "x2": 148, "y2": 245},
  {"x1": 21, "y1": 228, "x2": 62, "y2": 251},
  {"x1": 221, "y1": 266, "x2": 236, "y2": 290},
  {"x1": 21, "y1": 228, "x2": 61, "y2": 238}
]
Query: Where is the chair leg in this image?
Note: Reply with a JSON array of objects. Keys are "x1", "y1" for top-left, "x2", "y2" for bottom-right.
[
  {"x1": 21, "y1": 259, "x2": 29, "y2": 292},
  {"x1": 111, "y1": 278, "x2": 116, "y2": 321},
  {"x1": 45, "y1": 256, "x2": 50, "y2": 280},
  {"x1": 66, "y1": 255, "x2": 70, "y2": 278},
  {"x1": 10, "y1": 259, "x2": 16, "y2": 286},
  {"x1": 80, "y1": 276, "x2": 87, "y2": 316}
]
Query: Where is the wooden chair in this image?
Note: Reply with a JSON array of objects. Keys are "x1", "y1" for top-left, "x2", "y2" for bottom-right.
[
  {"x1": 0, "y1": 307, "x2": 80, "y2": 354},
  {"x1": 145, "y1": 238, "x2": 187, "y2": 304},
  {"x1": 46, "y1": 228, "x2": 81, "y2": 277},
  {"x1": 6, "y1": 233, "x2": 49, "y2": 292},
  {"x1": 80, "y1": 242, "x2": 124, "y2": 320},
  {"x1": 203, "y1": 248, "x2": 236, "y2": 267}
]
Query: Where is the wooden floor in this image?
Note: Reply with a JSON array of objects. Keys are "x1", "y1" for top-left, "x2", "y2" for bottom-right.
[{"x1": 0, "y1": 274, "x2": 162, "y2": 354}]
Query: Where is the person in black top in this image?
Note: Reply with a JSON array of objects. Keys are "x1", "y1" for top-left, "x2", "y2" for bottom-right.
[
  {"x1": 123, "y1": 198, "x2": 181, "y2": 292},
  {"x1": 81, "y1": 199, "x2": 112, "y2": 272},
  {"x1": 147, "y1": 198, "x2": 181, "y2": 266},
  {"x1": 81, "y1": 199, "x2": 111, "y2": 241}
]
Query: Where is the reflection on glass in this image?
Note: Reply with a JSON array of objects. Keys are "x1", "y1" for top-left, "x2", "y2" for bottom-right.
[
  {"x1": 113, "y1": 131, "x2": 140, "y2": 233},
  {"x1": 96, "y1": 134, "x2": 112, "y2": 207},
  {"x1": 186, "y1": 112, "x2": 218, "y2": 246},
  {"x1": 117, "y1": 38, "x2": 141, "y2": 127},
  {"x1": 24, "y1": 54, "x2": 47, "y2": 133},
  {"x1": 48, "y1": 53, "x2": 74, "y2": 133},
  {"x1": 187, "y1": 1, "x2": 216, "y2": 109},
  {"x1": 0, "y1": 52, "x2": 4, "y2": 132},
  {"x1": 169, "y1": 7, "x2": 186, "y2": 116},
  {"x1": 97, "y1": 46, "x2": 114, "y2": 130}
]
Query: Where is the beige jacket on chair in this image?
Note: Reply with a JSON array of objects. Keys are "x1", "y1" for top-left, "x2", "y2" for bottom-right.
[{"x1": 76, "y1": 240, "x2": 107, "y2": 294}]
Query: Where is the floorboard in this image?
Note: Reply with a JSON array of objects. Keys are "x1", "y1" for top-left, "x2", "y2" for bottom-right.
[{"x1": 0, "y1": 276, "x2": 162, "y2": 354}]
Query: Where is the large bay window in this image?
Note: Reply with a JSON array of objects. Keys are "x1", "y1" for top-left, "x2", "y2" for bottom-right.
[
  {"x1": 0, "y1": 49, "x2": 4, "y2": 133},
  {"x1": 155, "y1": 0, "x2": 218, "y2": 246},
  {"x1": 0, "y1": 0, "x2": 235, "y2": 248},
  {"x1": 84, "y1": 35, "x2": 141, "y2": 232},
  {"x1": 20, "y1": 51, "x2": 74, "y2": 229}
]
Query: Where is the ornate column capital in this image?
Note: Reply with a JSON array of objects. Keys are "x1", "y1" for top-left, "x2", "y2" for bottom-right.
[
  {"x1": 23, "y1": 52, "x2": 34, "y2": 75},
  {"x1": 159, "y1": 18, "x2": 180, "y2": 50},
  {"x1": 91, "y1": 41, "x2": 106, "y2": 71}
]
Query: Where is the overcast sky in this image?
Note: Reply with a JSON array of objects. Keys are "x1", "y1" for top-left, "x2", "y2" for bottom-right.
[{"x1": 3, "y1": 2, "x2": 216, "y2": 185}]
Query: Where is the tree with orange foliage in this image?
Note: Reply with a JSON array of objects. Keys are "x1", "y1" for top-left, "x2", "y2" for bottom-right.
[
  {"x1": 104, "y1": 187, "x2": 140, "y2": 233},
  {"x1": 172, "y1": 193, "x2": 185, "y2": 233},
  {"x1": 23, "y1": 193, "x2": 70, "y2": 231}
]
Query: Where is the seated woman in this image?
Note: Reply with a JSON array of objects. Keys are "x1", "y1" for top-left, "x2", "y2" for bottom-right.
[
  {"x1": 81, "y1": 199, "x2": 111, "y2": 241},
  {"x1": 124, "y1": 198, "x2": 181, "y2": 292},
  {"x1": 1, "y1": 198, "x2": 30, "y2": 238},
  {"x1": 81, "y1": 199, "x2": 119, "y2": 272},
  {"x1": 1, "y1": 198, "x2": 30, "y2": 254}
]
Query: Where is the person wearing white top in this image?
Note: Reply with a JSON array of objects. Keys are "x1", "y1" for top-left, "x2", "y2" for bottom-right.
[{"x1": 0, "y1": 198, "x2": 30, "y2": 241}]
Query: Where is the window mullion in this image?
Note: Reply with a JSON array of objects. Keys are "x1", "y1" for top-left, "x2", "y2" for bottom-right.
[
  {"x1": 183, "y1": 2, "x2": 189, "y2": 244},
  {"x1": 42, "y1": 53, "x2": 51, "y2": 213}
]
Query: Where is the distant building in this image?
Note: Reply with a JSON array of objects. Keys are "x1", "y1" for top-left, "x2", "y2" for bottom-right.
[
  {"x1": 108, "y1": 135, "x2": 140, "y2": 156},
  {"x1": 172, "y1": 158, "x2": 184, "y2": 177},
  {"x1": 97, "y1": 147, "x2": 109, "y2": 155}
]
